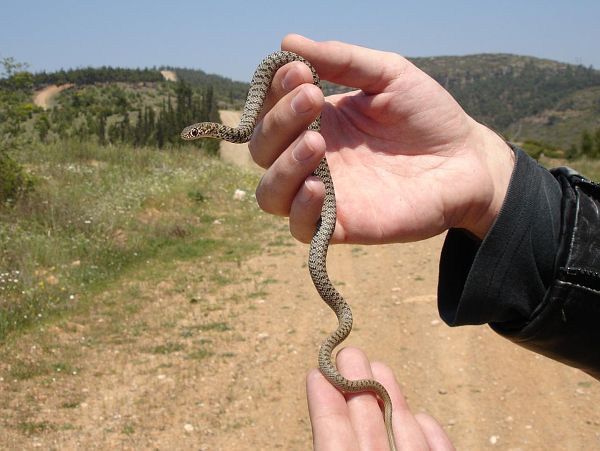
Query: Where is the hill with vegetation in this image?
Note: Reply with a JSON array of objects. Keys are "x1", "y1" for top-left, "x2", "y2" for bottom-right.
[
  {"x1": 28, "y1": 66, "x2": 164, "y2": 86},
  {"x1": 166, "y1": 67, "x2": 249, "y2": 110},
  {"x1": 3, "y1": 53, "x2": 599, "y2": 155},
  {"x1": 410, "y1": 54, "x2": 600, "y2": 152},
  {"x1": 322, "y1": 53, "x2": 600, "y2": 156},
  {"x1": 1, "y1": 53, "x2": 600, "y2": 196}
]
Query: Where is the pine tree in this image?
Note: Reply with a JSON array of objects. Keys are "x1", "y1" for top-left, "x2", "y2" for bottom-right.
[
  {"x1": 133, "y1": 110, "x2": 143, "y2": 147},
  {"x1": 146, "y1": 106, "x2": 155, "y2": 144},
  {"x1": 120, "y1": 112, "x2": 131, "y2": 143},
  {"x1": 97, "y1": 114, "x2": 107, "y2": 146},
  {"x1": 34, "y1": 114, "x2": 51, "y2": 142},
  {"x1": 581, "y1": 130, "x2": 593, "y2": 157},
  {"x1": 167, "y1": 95, "x2": 177, "y2": 145},
  {"x1": 156, "y1": 119, "x2": 165, "y2": 148},
  {"x1": 566, "y1": 143, "x2": 579, "y2": 160},
  {"x1": 594, "y1": 127, "x2": 600, "y2": 158}
]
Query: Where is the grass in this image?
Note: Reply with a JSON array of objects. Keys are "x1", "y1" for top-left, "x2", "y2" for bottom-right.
[
  {"x1": 568, "y1": 158, "x2": 600, "y2": 181},
  {"x1": 149, "y1": 341, "x2": 185, "y2": 354},
  {"x1": 122, "y1": 423, "x2": 135, "y2": 435},
  {"x1": 539, "y1": 154, "x2": 600, "y2": 181},
  {"x1": 18, "y1": 421, "x2": 55, "y2": 435},
  {"x1": 198, "y1": 321, "x2": 230, "y2": 332},
  {"x1": 188, "y1": 348, "x2": 213, "y2": 360},
  {"x1": 0, "y1": 139, "x2": 273, "y2": 341},
  {"x1": 8, "y1": 360, "x2": 50, "y2": 381},
  {"x1": 3, "y1": 138, "x2": 598, "y2": 349}
]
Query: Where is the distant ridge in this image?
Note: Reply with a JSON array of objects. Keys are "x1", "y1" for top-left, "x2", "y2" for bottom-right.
[
  {"x1": 409, "y1": 53, "x2": 600, "y2": 147},
  {"x1": 20, "y1": 53, "x2": 600, "y2": 148}
]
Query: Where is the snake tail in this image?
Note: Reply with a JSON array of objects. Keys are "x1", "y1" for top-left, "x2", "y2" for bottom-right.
[{"x1": 311, "y1": 158, "x2": 396, "y2": 450}]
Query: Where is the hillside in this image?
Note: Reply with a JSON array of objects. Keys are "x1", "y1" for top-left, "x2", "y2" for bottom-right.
[
  {"x1": 165, "y1": 67, "x2": 249, "y2": 110},
  {"x1": 172, "y1": 53, "x2": 600, "y2": 150},
  {"x1": 410, "y1": 54, "x2": 600, "y2": 148},
  {"x1": 5, "y1": 53, "x2": 600, "y2": 153}
]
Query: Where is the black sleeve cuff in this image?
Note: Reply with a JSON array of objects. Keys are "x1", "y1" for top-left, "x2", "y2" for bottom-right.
[
  {"x1": 493, "y1": 168, "x2": 600, "y2": 378},
  {"x1": 437, "y1": 147, "x2": 562, "y2": 327}
]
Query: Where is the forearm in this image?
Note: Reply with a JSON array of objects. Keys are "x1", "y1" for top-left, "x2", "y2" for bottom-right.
[{"x1": 438, "y1": 147, "x2": 600, "y2": 379}]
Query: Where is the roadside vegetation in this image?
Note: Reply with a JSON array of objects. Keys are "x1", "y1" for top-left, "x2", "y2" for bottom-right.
[
  {"x1": 0, "y1": 139, "x2": 270, "y2": 341},
  {"x1": 0, "y1": 58, "x2": 271, "y2": 342}
]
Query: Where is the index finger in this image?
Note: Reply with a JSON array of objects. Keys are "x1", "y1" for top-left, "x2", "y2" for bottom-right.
[
  {"x1": 281, "y1": 34, "x2": 411, "y2": 94},
  {"x1": 259, "y1": 60, "x2": 315, "y2": 123}
]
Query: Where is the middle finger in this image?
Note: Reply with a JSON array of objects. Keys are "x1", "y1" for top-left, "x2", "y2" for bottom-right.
[
  {"x1": 337, "y1": 347, "x2": 392, "y2": 450},
  {"x1": 249, "y1": 82, "x2": 324, "y2": 168}
]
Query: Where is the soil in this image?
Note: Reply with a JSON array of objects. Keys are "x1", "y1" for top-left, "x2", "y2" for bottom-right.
[
  {"x1": 217, "y1": 110, "x2": 262, "y2": 172},
  {"x1": 33, "y1": 84, "x2": 74, "y2": 110},
  {"x1": 1, "y1": 114, "x2": 599, "y2": 450},
  {"x1": 32, "y1": 69, "x2": 177, "y2": 111},
  {"x1": 160, "y1": 71, "x2": 177, "y2": 82}
]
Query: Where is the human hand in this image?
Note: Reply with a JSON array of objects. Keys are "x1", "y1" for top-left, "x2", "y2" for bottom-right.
[
  {"x1": 251, "y1": 34, "x2": 515, "y2": 243},
  {"x1": 307, "y1": 347, "x2": 454, "y2": 450}
]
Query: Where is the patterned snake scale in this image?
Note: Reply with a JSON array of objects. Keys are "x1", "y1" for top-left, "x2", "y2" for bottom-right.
[{"x1": 181, "y1": 51, "x2": 397, "y2": 451}]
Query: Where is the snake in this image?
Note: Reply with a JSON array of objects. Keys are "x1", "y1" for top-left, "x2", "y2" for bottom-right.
[{"x1": 181, "y1": 51, "x2": 397, "y2": 451}]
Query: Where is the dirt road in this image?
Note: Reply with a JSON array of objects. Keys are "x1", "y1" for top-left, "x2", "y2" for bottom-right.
[
  {"x1": 1, "y1": 120, "x2": 599, "y2": 449},
  {"x1": 33, "y1": 84, "x2": 74, "y2": 110},
  {"x1": 2, "y1": 235, "x2": 598, "y2": 450},
  {"x1": 217, "y1": 110, "x2": 262, "y2": 172}
]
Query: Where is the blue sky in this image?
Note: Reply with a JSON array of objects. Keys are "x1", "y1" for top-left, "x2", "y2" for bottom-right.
[{"x1": 2, "y1": 0, "x2": 599, "y2": 81}]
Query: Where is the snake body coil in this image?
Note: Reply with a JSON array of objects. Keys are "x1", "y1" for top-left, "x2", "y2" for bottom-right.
[{"x1": 182, "y1": 51, "x2": 396, "y2": 451}]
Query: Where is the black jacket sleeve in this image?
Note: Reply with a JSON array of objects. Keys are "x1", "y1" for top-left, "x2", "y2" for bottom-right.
[{"x1": 438, "y1": 147, "x2": 600, "y2": 380}]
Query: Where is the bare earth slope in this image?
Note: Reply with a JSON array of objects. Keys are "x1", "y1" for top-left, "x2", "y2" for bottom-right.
[
  {"x1": 33, "y1": 84, "x2": 74, "y2": 110},
  {"x1": 160, "y1": 70, "x2": 177, "y2": 82}
]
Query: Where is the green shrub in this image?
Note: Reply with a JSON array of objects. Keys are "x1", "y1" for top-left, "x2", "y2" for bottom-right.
[
  {"x1": 0, "y1": 150, "x2": 34, "y2": 204},
  {"x1": 520, "y1": 139, "x2": 563, "y2": 160}
]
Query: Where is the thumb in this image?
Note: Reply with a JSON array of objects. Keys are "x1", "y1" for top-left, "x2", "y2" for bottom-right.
[{"x1": 281, "y1": 34, "x2": 410, "y2": 94}]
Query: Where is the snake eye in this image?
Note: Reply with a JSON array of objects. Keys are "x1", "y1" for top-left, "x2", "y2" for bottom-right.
[{"x1": 190, "y1": 128, "x2": 199, "y2": 137}]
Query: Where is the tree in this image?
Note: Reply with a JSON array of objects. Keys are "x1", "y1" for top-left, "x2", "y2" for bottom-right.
[
  {"x1": 97, "y1": 114, "x2": 107, "y2": 146},
  {"x1": 120, "y1": 111, "x2": 131, "y2": 143},
  {"x1": 0, "y1": 57, "x2": 34, "y2": 136},
  {"x1": 0, "y1": 57, "x2": 35, "y2": 204},
  {"x1": 581, "y1": 130, "x2": 594, "y2": 157},
  {"x1": 594, "y1": 127, "x2": 600, "y2": 158},
  {"x1": 566, "y1": 143, "x2": 579, "y2": 160},
  {"x1": 34, "y1": 114, "x2": 51, "y2": 142}
]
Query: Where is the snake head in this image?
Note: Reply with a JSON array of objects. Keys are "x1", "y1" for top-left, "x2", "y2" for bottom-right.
[{"x1": 181, "y1": 124, "x2": 203, "y2": 140}]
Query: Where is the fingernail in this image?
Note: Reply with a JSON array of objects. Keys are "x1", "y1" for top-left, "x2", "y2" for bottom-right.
[
  {"x1": 291, "y1": 88, "x2": 313, "y2": 114},
  {"x1": 292, "y1": 138, "x2": 314, "y2": 162},
  {"x1": 282, "y1": 67, "x2": 299, "y2": 91},
  {"x1": 298, "y1": 177, "x2": 320, "y2": 203}
]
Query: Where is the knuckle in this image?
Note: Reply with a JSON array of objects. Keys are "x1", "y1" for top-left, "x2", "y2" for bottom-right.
[
  {"x1": 337, "y1": 346, "x2": 365, "y2": 361},
  {"x1": 254, "y1": 180, "x2": 273, "y2": 213},
  {"x1": 248, "y1": 125, "x2": 272, "y2": 169},
  {"x1": 370, "y1": 361, "x2": 399, "y2": 389},
  {"x1": 371, "y1": 361, "x2": 394, "y2": 378},
  {"x1": 255, "y1": 178, "x2": 289, "y2": 217},
  {"x1": 289, "y1": 221, "x2": 312, "y2": 244}
]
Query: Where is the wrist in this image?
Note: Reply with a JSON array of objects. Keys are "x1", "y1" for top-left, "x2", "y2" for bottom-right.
[{"x1": 462, "y1": 123, "x2": 516, "y2": 240}]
